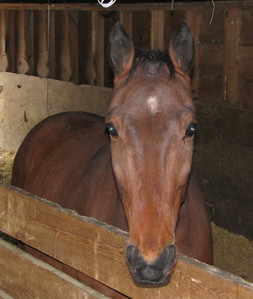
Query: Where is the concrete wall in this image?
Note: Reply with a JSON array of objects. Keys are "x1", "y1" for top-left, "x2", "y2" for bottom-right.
[{"x1": 0, "y1": 72, "x2": 112, "y2": 182}]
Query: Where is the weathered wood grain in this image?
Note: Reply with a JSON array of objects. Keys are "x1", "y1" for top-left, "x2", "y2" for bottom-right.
[
  {"x1": 0, "y1": 2, "x2": 253, "y2": 11},
  {"x1": 0, "y1": 238, "x2": 109, "y2": 299},
  {"x1": 91, "y1": 11, "x2": 104, "y2": 86},
  {"x1": 16, "y1": 10, "x2": 30, "y2": 74},
  {"x1": 151, "y1": 9, "x2": 165, "y2": 50},
  {"x1": 0, "y1": 184, "x2": 253, "y2": 298},
  {"x1": 36, "y1": 10, "x2": 50, "y2": 78},
  {"x1": 224, "y1": 7, "x2": 241, "y2": 104},
  {"x1": 0, "y1": 11, "x2": 8, "y2": 72}
]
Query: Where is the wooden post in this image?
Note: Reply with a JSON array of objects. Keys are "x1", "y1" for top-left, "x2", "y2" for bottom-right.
[
  {"x1": 60, "y1": 11, "x2": 72, "y2": 81},
  {"x1": 48, "y1": 10, "x2": 56, "y2": 79},
  {"x1": 69, "y1": 11, "x2": 79, "y2": 84},
  {"x1": 0, "y1": 11, "x2": 8, "y2": 72},
  {"x1": 37, "y1": 10, "x2": 50, "y2": 78},
  {"x1": 7, "y1": 11, "x2": 16, "y2": 73},
  {"x1": 224, "y1": 7, "x2": 241, "y2": 103},
  {"x1": 151, "y1": 9, "x2": 165, "y2": 50},
  {"x1": 17, "y1": 10, "x2": 29, "y2": 74}
]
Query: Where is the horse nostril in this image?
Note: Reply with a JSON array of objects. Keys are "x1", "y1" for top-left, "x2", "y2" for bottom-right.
[
  {"x1": 166, "y1": 244, "x2": 176, "y2": 267},
  {"x1": 140, "y1": 265, "x2": 163, "y2": 282},
  {"x1": 126, "y1": 245, "x2": 139, "y2": 265}
]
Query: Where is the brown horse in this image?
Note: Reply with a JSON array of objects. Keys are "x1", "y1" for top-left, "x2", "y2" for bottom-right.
[{"x1": 12, "y1": 23, "x2": 212, "y2": 289}]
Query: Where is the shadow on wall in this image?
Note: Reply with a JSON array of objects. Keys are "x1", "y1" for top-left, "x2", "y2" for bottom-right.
[{"x1": 193, "y1": 101, "x2": 253, "y2": 240}]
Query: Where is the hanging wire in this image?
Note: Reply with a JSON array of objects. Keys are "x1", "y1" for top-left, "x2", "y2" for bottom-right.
[{"x1": 209, "y1": 0, "x2": 216, "y2": 25}]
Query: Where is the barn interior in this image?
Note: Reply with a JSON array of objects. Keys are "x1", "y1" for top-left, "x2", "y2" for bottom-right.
[{"x1": 0, "y1": 0, "x2": 252, "y2": 297}]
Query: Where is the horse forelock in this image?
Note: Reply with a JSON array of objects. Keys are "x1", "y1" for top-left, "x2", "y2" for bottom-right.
[{"x1": 130, "y1": 48, "x2": 175, "y2": 78}]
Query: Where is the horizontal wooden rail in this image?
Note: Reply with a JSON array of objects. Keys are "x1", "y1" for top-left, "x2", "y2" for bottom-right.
[
  {"x1": 0, "y1": 184, "x2": 252, "y2": 298},
  {"x1": 0, "y1": 2, "x2": 252, "y2": 11},
  {"x1": 0, "y1": 238, "x2": 108, "y2": 299}
]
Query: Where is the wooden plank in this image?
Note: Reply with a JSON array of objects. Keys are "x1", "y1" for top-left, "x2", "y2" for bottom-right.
[
  {"x1": 198, "y1": 44, "x2": 224, "y2": 102},
  {"x1": 48, "y1": 10, "x2": 56, "y2": 79},
  {"x1": 78, "y1": 12, "x2": 93, "y2": 84},
  {"x1": 36, "y1": 10, "x2": 49, "y2": 78},
  {"x1": 199, "y1": 6, "x2": 225, "y2": 45},
  {"x1": 240, "y1": 9, "x2": 253, "y2": 46},
  {"x1": 132, "y1": 11, "x2": 151, "y2": 50},
  {"x1": 224, "y1": 7, "x2": 241, "y2": 103},
  {"x1": 238, "y1": 45, "x2": 253, "y2": 108},
  {"x1": 0, "y1": 2, "x2": 253, "y2": 11},
  {"x1": 91, "y1": 11, "x2": 105, "y2": 86},
  {"x1": 119, "y1": 11, "x2": 133, "y2": 38},
  {"x1": 79, "y1": 11, "x2": 104, "y2": 86},
  {"x1": 69, "y1": 11, "x2": 79, "y2": 84},
  {"x1": 6, "y1": 11, "x2": 16, "y2": 73},
  {"x1": 0, "y1": 185, "x2": 253, "y2": 298},
  {"x1": 60, "y1": 11, "x2": 72, "y2": 81},
  {"x1": 0, "y1": 238, "x2": 108, "y2": 299},
  {"x1": 16, "y1": 10, "x2": 30, "y2": 74},
  {"x1": 0, "y1": 11, "x2": 8, "y2": 72},
  {"x1": 151, "y1": 9, "x2": 165, "y2": 50}
]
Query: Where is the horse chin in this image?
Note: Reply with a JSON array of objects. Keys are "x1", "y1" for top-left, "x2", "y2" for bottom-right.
[
  {"x1": 129, "y1": 270, "x2": 173, "y2": 288},
  {"x1": 128, "y1": 263, "x2": 175, "y2": 287}
]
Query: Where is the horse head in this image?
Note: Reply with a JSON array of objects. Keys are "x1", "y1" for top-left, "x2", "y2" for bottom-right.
[{"x1": 106, "y1": 22, "x2": 196, "y2": 286}]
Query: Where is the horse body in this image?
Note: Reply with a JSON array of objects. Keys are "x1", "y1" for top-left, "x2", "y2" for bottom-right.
[
  {"x1": 12, "y1": 22, "x2": 212, "y2": 292},
  {"x1": 12, "y1": 112, "x2": 127, "y2": 230}
]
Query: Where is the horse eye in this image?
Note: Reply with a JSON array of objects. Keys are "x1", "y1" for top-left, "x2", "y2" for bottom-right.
[
  {"x1": 184, "y1": 123, "x2": 198, "y2": 138},
  {"x1": 105, "y1": 123, "x2": 119, "y2": 137}
]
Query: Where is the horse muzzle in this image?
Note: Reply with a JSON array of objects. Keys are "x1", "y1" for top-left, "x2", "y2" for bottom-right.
[{"x1": 126, "y1": 244, "x2": 176, "y2": 287}]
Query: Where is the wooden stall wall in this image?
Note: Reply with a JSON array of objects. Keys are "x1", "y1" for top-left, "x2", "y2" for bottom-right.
[
  {"x1": 0, "y1": 2, "x2": 252, "y2": 103},
  {"x1": 0, "y1": 184, "x2": 253, "y2": 299}
]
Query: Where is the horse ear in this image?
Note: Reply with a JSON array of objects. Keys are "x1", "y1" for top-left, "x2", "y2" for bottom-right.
[
  {"x1": 109, "y1": 22, "x2": 134, "y2": 78},
  {"x1": 169, "y1": 23, "x2": 194, "y2": 75}
]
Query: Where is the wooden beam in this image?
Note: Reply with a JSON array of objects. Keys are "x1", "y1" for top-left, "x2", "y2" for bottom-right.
[
  {"x1": 0, "y1": 238, "x2": 108, "y2": 299},
  {"x1": 0, "y1": 2, "x2": 252, "y2": 11},
  {"x1": 0, "y1": 185, "x2": 253, "y2": 298}
]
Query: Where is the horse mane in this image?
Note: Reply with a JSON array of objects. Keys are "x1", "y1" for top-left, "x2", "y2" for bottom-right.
[{"x1": 131, "y1": 48, "x2": 175, "y2": 77}]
